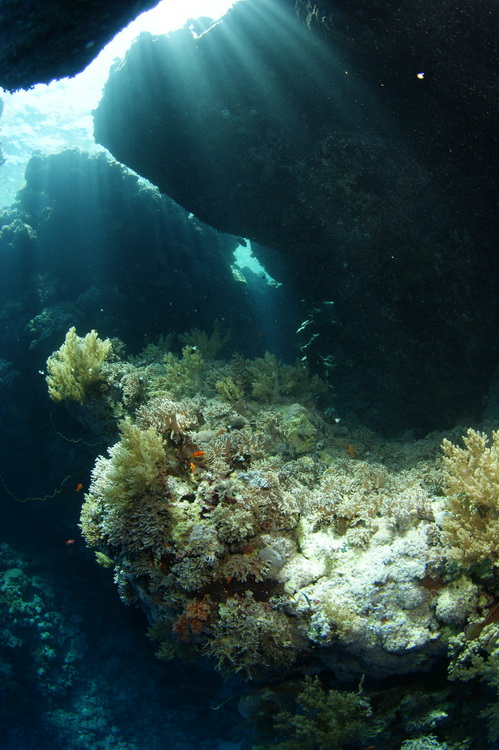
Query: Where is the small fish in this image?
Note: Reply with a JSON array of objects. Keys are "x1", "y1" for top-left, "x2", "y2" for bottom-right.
[
  {"x1": 465, "y1": 600, "x2": 499, "y2": 640},
  {"x1": 75, "y1": 483, "x2": 83, "y2": 492},
  {"x1": 189, "y1": 462, "x2": 196, "y2": 473},
  {"x1": 191, "y1": 451, "x2": 206, "y2": 458},
  {"x1": 346, "y1": 444, "x2": 357, "y2": 458},
  {"x1": 301, "y1": 592, "x2": 312, "y2": 608},
  {"x1": 65, "y1": 539, "x2": 76, "y2": 546}
]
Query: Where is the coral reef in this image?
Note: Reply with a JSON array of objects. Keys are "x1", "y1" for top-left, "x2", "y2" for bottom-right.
[
  {"x1": 64, "y1": 332, "x2": 492, "y2": 683},
  {"x1": 399, "y1": 738, "x2": 452, "y2": 750},
  {"x1": 243, "y1": 353, "x2": 325, "y2": 404},
  {"x1": 160, "y1": 345, "x2": 206, "y2": 398},
  {"x1": 0, "y1": 540, "x2": 237, "y2": 749},
  {"x1": 43, "y1": 332, "x2": 499, "y2": 747},
  {"x1": 0, "y1": 542, "x2": 84, "y2": 723}
]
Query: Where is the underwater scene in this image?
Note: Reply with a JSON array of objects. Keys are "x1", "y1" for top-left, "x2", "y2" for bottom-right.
[{"x1": 0, "y1": 0, "x2": 498, "y2": 748}]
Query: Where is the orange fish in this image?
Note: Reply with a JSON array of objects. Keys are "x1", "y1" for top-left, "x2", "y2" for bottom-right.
[
  {"x1": 75, "y1": 483, "x2": 83, "y2": 492},
  {"x1": 191, "y1": 451, "x2": 206, "y2": 458},
  {"x1": 65, "y1": 539, "x2": 76, "y2": 546},
  {"x1": 346, "y1": 444, "x2": 357, "y2": 458},
  {"x1": 189, "y1": 462, "x2": 196, "y2": 473}
]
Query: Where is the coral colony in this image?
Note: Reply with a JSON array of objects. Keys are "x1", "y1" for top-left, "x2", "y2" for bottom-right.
[{"x1": 45, "y1": 326, "x2": 499, "y2": 746}]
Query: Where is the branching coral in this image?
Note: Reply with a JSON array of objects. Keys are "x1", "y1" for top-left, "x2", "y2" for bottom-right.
[
  {"x1": 46, "y1": 326, "x2": 112, "y2": 403},
  {"x1": 100, "y1": 360, "x2": 150, "y2": 411},
  {"x1": 136, "y1": 394, "x2": 192, "y2": 438},
  {"x1": 441, "y1": 429, "x2": 499, "y2": 566},
  {"x1": 129, "y1": 334, "x2": 173, "y2": 365}
]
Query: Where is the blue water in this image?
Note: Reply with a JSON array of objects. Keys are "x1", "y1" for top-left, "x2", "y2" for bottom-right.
[{"x1": 1, "y1": 0, "x2": 498, "y2": 748}]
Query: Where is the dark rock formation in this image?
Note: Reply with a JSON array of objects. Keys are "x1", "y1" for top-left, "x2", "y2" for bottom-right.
[
  {"x1": 0, "y1": 0, "x2": 158, "y2": 91},
  {"x1": 1, "y1": 0, "x2": 496, "y2": 433},
  {"x1": 296, "y1": 0, "x2": 498, "y2": 140},
  {"x1": 95, "y1": 1, "x2": 387, "y2": 264},
  {"x1": 3, "y1": 148, "x2": 259, "y2": 356},
  {"x1": 94, "y1": 0, "x2": 498, "y2": 434}
]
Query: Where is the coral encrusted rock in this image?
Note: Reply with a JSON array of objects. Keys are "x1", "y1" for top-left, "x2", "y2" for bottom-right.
[{"x1": 74, "y1": 344, "x2": 487, "y2": 682}]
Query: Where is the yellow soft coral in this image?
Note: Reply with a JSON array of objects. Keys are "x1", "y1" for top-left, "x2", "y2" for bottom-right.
[
  {"x1": 46, "y1": 327, "x2": 112, "y2": 403},
  {"x1": 86, "y1": 419, "x2": 165, "y2": 507},
  {"x1": 441, "y1": 428, "x2": 499, "y2": 566}
]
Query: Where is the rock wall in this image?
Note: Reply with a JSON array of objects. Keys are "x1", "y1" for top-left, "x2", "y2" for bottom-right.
[
  {"x1": 0, "y1": 0, "x2": 158, "y2": 91},
  {"x1": 94, "y1": 0, "x2": 499, "y2": 434}
]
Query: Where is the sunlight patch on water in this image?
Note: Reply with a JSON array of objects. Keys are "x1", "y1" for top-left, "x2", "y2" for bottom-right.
[{"x1": 0, "y1": 0, "x2": 240, "y2": 207}]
